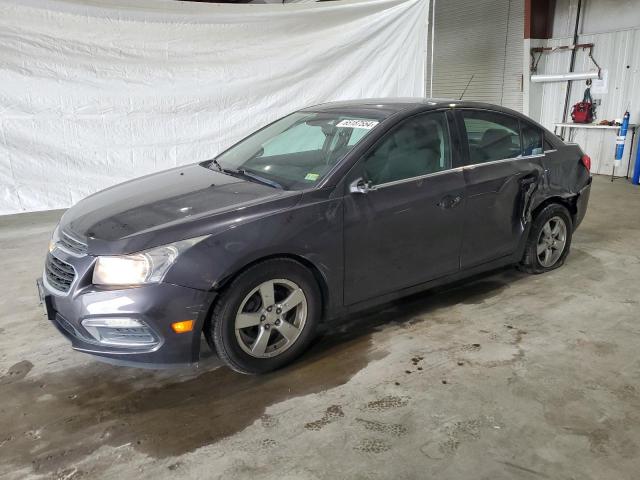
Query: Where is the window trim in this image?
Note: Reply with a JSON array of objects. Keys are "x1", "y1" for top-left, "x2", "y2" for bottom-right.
[
  {"x1": 368, "y1": 165, "x2": 465, "y2": 190},
  {"x1": 462, "y1": 153, "x2": 545, "y2": 170}
]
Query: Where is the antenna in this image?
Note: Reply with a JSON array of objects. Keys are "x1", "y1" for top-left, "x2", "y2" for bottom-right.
[{"x1": 459, "y1": 74, "x2": 475, "y2": 100}]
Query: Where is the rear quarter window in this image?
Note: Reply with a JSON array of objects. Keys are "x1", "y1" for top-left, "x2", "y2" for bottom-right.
[
  {"x1": 520, "y1": 122, "x2": 544, "y2": 156},
  {"x1": 544, "y1": 134, "x2": 558, "y2": 151}
]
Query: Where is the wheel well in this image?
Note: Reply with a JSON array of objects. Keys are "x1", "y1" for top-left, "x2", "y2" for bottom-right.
[
  {"x1": 532, "y1": 196, "x2": 577, "y2": 223},
  {"x1": 204, "y1": 254, "x2": 330, "y2": 331}
]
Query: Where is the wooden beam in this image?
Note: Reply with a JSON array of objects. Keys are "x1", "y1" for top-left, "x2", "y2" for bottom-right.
[{"x1": 525, "y1": 0, "x2": 556, "y2": 39}]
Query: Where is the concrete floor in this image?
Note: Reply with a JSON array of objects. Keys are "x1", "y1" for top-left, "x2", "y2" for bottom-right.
[{"x1": 1, "y1": 174, "x2": 639, "y2": 480}]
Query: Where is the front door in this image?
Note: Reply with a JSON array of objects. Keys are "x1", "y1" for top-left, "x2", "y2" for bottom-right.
[{"x1": 343, "y1": 110, "x2": 466, "y2": 305}]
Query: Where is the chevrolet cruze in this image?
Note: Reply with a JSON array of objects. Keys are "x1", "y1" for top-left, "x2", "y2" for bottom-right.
[{"x1": 38, "y1": 99, "x2": 592, "y2": 374}]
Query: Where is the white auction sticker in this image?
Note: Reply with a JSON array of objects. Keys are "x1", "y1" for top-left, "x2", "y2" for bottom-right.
[{"x1": 336, "y1": 119, "x2": 379, "y2": 129}]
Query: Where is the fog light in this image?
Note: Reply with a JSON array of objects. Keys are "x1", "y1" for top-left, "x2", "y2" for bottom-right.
[
  {"x1": 171, "y1": 320, "x2": 195, "y2": 334},
  {"x1": 81, "y1": 318, "x2": 158, "y2": 347}
]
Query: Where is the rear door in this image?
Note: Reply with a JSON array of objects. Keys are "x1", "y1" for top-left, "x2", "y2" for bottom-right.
[
  {"x1": 457, "y1": 109, "x2": 545, "y2": 269},
  {"x1": 343, "y1": 110, "x2": 466, "y2": 305}
]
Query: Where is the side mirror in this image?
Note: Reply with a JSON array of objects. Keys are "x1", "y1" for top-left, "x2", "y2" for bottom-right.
[
  {"x1": 249, "y1": 147, "x2": 264, "y2": 160},
  {"x1": 349, "y1": 177, "x2": 374, "y2": 194}
]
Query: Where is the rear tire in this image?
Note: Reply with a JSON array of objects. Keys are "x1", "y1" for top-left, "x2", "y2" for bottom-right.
[
  {"x1": 519, "y1": 203, "x2": 573, "y2": 274},
  {"x1": 206, "y1": 258, "x2": 321, "y2": 375}
]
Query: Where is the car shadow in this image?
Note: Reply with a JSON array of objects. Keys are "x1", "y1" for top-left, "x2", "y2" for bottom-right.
[
  {"x1": 306, "y1": 265, "x2": 526, "y2": 358},
  {"x1": 198, "y1": 265, "x2": 526, "y2": 371}
]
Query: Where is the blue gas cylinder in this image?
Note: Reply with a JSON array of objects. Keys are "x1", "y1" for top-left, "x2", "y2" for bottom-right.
[{"x1": 614, "y1": 111, "x2": 630, "y2": 166}]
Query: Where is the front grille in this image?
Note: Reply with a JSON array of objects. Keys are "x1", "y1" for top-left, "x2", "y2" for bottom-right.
[
  {"x1": 59, "y1": 231, "x2": 88, "y2": 256},
  {"x1": 45, "y1": 254, "x2": 76, "y2": 293}
]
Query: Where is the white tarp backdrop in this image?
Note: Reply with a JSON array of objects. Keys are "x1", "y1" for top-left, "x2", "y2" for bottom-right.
[{"x1": 0, "y1": 0, "x2": 428, "y2": 214}]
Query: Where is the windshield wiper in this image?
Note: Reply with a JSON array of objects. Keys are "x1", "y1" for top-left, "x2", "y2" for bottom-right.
[
  {"x1": 209, "y1": 159, "x2": 283, "y2": 189},
  {"x1": 210, "y1": 158, "x2": 223, "y2": 172},
  {"x1": 236, "y1": 168, "x2": 284, "y2": 190}
]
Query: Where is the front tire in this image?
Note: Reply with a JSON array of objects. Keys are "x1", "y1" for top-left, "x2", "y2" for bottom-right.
[
  {"x1": 519, "y1": 203, "x2": 573, "y2": 274},
  {"x1": 206, "y1": 258, "x2": 322, "y2": 374}
]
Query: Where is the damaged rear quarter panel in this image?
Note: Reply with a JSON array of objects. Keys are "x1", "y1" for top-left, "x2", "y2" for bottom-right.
[{"x1": 531, "y1": 143, "x2": 590, "y2": 222}]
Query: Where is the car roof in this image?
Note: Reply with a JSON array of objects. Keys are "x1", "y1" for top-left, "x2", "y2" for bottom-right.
[{"x1": 300, "y1": 98, "x2": 526, "y2": 121}]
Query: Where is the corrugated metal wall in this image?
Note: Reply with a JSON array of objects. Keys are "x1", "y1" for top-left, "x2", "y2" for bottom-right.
[
  {"x1": 426, "y1": 0, "x2": 524, "y2": 112},
  {"x1": 553, "y1": 0, "x2": 640, "y2": 37},
  {"x1": 531, "y1": 28, "x2": 640, "y2": 175}
]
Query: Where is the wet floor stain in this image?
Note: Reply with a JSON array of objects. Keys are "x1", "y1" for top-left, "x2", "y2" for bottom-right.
[
  {"x1": 0, "y1": 329, "x2": 383, "y2": 475},
  {"x1": 258, "y1": 438, "x2": 278, "y2": 450},
  {"x1": 355, "y1": 418, "x2": 408, "y2": 437},
  {"x1": 260, "y1": 414, "x2": 279, "y2": 429},
  {"x1": 0, "y1": 265, "x2": 519, "y2": 476},
  {"x1": 457, "y1": 280, "x2": 508, "y2": 305},
  {"x1": 304, "y1": 404, "x2": 345, "y2": 431},
  {"x1": 362, "y1": 395, "x2": 409, "y2": 412},
  {"x1": 569, "y1": 248, "x2": 606, "y2": 281},
  {"x1": 573, "y1": 338, "x2": 617, "y2": 356},
  {"x1": 353, "y1": 438, "x2": 391, "y2": 454},
  {"x1": 0, "y1": 360, "x2": 33, "y2": 385},
  {"x1": 432, "y1": 415, "x2": 505, "y2": 458},
  {"x1": 542, "y1": 388, "x2": 640, "y2": 459}
]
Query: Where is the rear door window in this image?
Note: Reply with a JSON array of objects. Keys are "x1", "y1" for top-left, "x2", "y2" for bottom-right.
[{"x1": 461, "y1": 110, "x2": 522, "y2": 164}]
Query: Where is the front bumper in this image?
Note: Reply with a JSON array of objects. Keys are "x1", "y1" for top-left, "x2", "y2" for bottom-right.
[{"x1": 38, "y1": 269, "x2": 214, "y2": 367}]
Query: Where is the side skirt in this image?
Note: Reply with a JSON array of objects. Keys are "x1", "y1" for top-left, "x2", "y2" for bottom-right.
[{"x1": 327, "y1": 251, "x2": 523, "y2": 320}]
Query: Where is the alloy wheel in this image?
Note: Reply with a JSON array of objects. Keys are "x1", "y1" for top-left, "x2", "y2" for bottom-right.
[
  {"x1": 536, "y1": 216, "x2": 567, "y2": 268},
  {"x1": 234, "y1": 278, "x2": 307, "y2": 358}
]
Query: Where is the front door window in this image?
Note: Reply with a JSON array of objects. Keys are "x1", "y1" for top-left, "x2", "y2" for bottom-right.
[{"x1": 363, "y1": 111, "x2": 451, "y2": 185}]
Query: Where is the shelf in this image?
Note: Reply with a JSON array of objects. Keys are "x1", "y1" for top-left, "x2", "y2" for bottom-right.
[{"x1": 554, "y1": 123, "x2": 638, "y2": 130}]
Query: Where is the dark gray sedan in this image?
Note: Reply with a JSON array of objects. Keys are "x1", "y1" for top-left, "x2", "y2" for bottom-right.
[{"x1": 38, "y1": 99, "x2": 592, "y2": 374}]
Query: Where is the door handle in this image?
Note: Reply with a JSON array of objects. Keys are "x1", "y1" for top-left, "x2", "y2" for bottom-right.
[{"x1": 437, "y1": 194, "x2": 463, "y2": 209}]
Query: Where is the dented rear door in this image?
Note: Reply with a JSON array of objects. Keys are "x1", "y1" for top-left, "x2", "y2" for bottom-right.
[{"x1": 456, "y1": 109, "x2": 545, "y2": 269}]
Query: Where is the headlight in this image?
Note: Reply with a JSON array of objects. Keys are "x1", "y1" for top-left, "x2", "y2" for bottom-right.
[
  {"x1": 92, "y1": 236, "x2": 207, "y2": 286},
  {"x1": 49, "y1": 225, "x2": 60, "y2": 253}
]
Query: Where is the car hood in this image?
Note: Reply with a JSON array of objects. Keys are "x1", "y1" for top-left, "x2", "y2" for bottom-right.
[{"x1": 60, "y1": 163, "x2": 301, "y2": 255}]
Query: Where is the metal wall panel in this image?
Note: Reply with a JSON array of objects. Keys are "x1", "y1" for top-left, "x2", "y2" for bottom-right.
[
  {"x1": 554, "y1": 0, "x2": 640, "y2": 36},
  {"x1": 532, "y1": 29, "x2": 640, "y2": 175},
  {"x1": 502, "y1": 0, "x2": 525, "y2": 111},
  {"x1": 426, "y1": 0, "x2": 523, "y2": 111}
]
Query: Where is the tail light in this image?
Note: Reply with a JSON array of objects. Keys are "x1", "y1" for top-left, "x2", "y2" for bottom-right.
[{"x1": 580, "y1": 154, "x2": 591, "y2": 172}]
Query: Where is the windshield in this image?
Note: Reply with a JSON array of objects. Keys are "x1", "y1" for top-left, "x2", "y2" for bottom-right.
[{"x1": 213, "y1": 112, "x2": 380, "y2": 190}]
